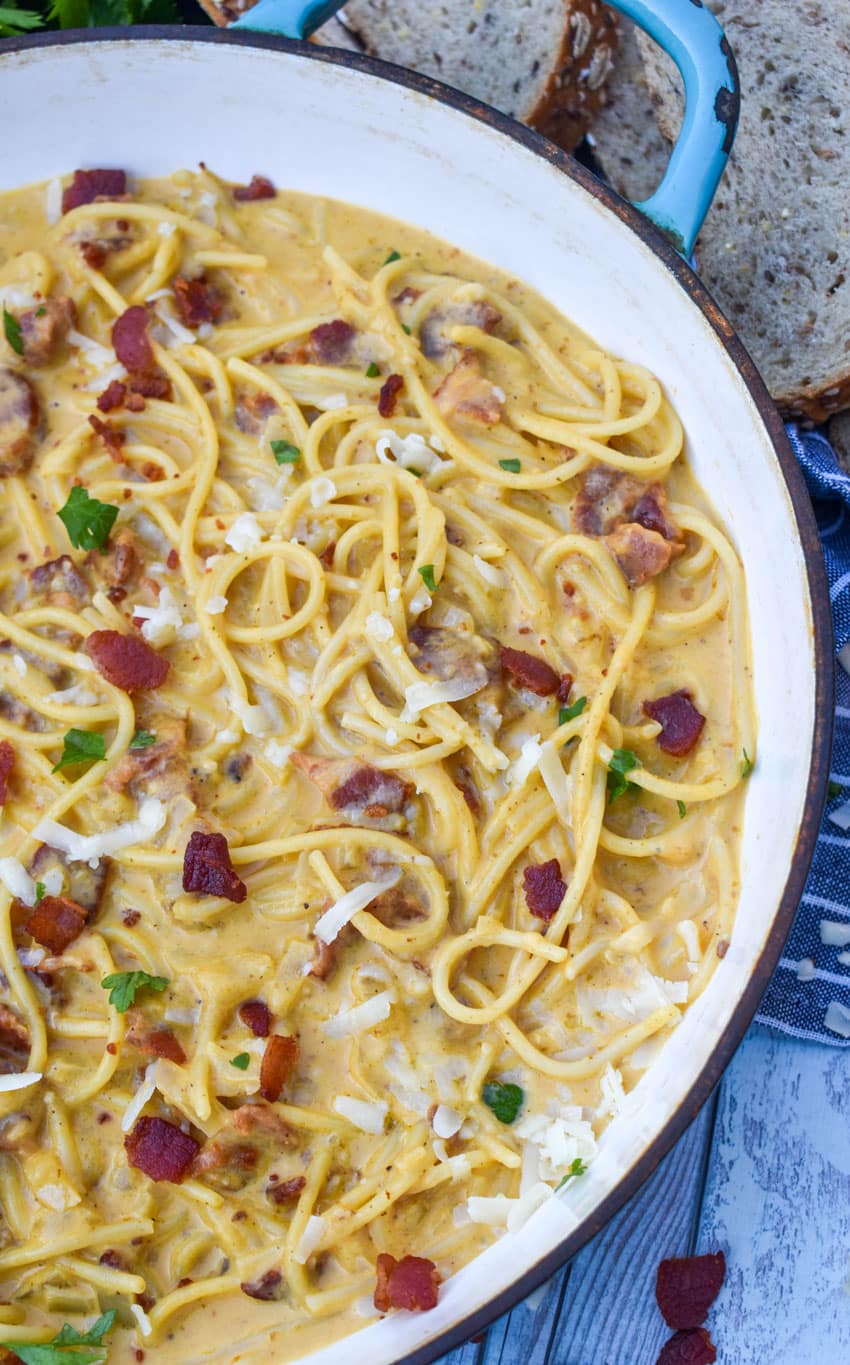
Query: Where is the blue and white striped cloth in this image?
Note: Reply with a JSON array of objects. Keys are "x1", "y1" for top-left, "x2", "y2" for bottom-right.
[{"x1": 754, "y1": 426, "x2": 850, "y2": 1044}]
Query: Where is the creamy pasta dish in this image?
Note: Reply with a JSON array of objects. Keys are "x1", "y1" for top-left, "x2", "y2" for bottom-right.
[{"x1": 0, "y1": 167, "x2": 754, "y2": 1363}]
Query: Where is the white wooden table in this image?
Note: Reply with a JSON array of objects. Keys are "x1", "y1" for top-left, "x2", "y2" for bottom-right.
[{"x1": 438, "y1": 1026, "x2": 850, "y2": 1365}]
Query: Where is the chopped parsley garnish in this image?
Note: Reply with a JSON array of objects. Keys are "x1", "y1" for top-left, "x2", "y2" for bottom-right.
[
  {"x1": 401, "y1": 323, "x2": 411, "y2": 335},
  {"x1": 35, "y1": 306, "x2": 47, "y2": 318},
  {"x1": 555, "y1": 1157, "x2": 588, "y2": 1190},
  {"x1": 2, "y1": 1308, "x2": 117, "y2": 1364},
  {"x1": 101, "y1": 970, "x2": 169, "y2": 1013},
  {"x1": 418, "y1": 564, "x2": 438, "y2": 593},
  {"x1": 270, "y1": 439, "x2": 301, "y2": 465},
  {"x1": 499, "y1": 458, "x2": 521, "y2": 473},
  {"x1": 34, "y1": 881, "x2": 45, "y2": 904},
  {"x1": 677, "y1": 800, "x2": 687, "y2": 819},
  {"x1": 828, "y1": 781, "x2": 845, "y2": 801},
  {"x1": 52, "y1": 728, "x2": 106, "y2": 773},
  {"x1": 57, "y1": 485, "x2": 119, "y2": 551},
  {"x1": 230, "y1": 1052, "x2": 250, "y2": 1070},
  {"x1": 482, "y1": 1080, "x2": 524, "y2": 1125},
  {"x1": 741, "y1": 748, "x2": 754, "y2": 778},
  {"x1": 365, "y1": 361, "x2": 380, "y2": 378},
  {"x1": 559, "y1": 696, "x2": 587, "y2": 726},
  {"x1": 607, "y1": 748, "x2": 640, "y2": 803},
  {"x1": 383, "y1": 249, "x2": 402, "y2": 265},
  {"x1": 3, "y1": 306, "x2": 23, "y2": 357},
  {"x1": 130, "y1": 729, "x2": 156, "y2": 750}
]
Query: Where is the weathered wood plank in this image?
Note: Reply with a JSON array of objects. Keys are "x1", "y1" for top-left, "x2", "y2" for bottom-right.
[{"x1": 697, "y1": 1027, "x2": 850, "y2": 1362}]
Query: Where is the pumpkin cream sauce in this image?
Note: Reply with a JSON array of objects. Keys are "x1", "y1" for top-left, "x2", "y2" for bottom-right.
[{"x1": 0, "y1": 167, "x2": 753, "y2": 1362}]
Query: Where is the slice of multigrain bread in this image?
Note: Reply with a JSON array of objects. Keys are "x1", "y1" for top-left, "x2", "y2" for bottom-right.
[
  {"x1": 590, "y1": 17, "x2": 669, "y2": 205},
  {"x1": 194, "y1": 0, "x2": 619, "y2": 153},
  {"x1": 635, "y1": 0, "x2": 850, "y2": 421}
]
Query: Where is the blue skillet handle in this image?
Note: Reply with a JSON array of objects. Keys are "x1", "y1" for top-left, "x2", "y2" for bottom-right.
[{"x1": 231, "y1": 0, "x2": 739, "y2": 258}]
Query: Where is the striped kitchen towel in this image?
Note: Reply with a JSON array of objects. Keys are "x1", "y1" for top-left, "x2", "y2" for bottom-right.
[{"x1": 754, "y1": 425, "x2": 850, "y2": 1044}]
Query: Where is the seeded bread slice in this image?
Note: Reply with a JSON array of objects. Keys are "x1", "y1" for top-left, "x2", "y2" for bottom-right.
[
  {"x1": 636, "y1": 0, "x2": 850, "y2": 421},
  {"x1": 590, "y1": 17, "x2": 669, "y2": 205},
  {"x1": 193, "y1": 0, "x2": 619, "y2": 153}
]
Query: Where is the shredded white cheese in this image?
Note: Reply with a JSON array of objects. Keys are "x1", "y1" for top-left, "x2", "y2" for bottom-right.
[
  {"x1": 310, "y1": 476, "x2": 337, "y2": 508},
  {"x1": 820, "y1": 919, "x2": 850, "y2": 946},
  {"x1": 45, "y1": 682, "x2": 98, "y2": 706},
  {"x1": 506, "y1": 1182, "x2": 552, "y2": 1234},
  {"x1": 293, "y1": 1214, "x2": 326, "y2": 1264},
  {"x1": 824, "y1": 1000, "x2": 850, "y2": 1038},
  {"x1": 333, "y1": 1096, "x2": 388, "y2": 1134},
  {"x1": 365, "y1": 612, "x2": 394, "y2": 643},
  {"x1": 319, "y1": 393, "x2": 348, "y2": 411},
  {"x1": 472, "y1": 554, "x2": 505, "y2": 587},
  {"x1": 322, "y1": 990, "x2": 394, "y2": 1039},
  {"x1": 227, "y1": 691, "x2": 269, "y2": 737},
  {"x1": 314, "y1": 869, "x2": 401, "y2": 945},
  {"x1": 408, "y1": 588, "x2": 432, "y2": 617},
  {"x1": 205, "y1": 595, "x2": 228, "y2": 616},
  {"x1": 467, "y1": 1194, "x2": 512, "y2": 1227},
  {"x1": 375, "y1": 429, "x2": 441, "y2": 474},
  {"x1": 225, "y1": 513, "x2": 263, "y2": 554},
  {"x1": 385, "y1": 728, "x2": 399, "y2": 747},
  {"x1": 432, "y1": 1104, "x2": 463, "y2": 1139},
  {"x1": 132, "y1": 586, "x2": 186, "y2": 647},
  {"x1": 11, "y1": 653, "x2": 26, "y2": 677},
  {"x1": 67, "y1": 328, "x2": 115, "y2": 370},
  {"x1": 510, "y1": 735, "x2": 543, "y2": 788},
  {"x1": 0, "y1": 1072, "x2": 42, "y2": 1092},
  {"x1": 42, "y1": 867, "x2": 64, "y2": 897},
  {"x1": 402, "y1": 677, "x2": 482, "y2": 722},
  {"x1": 130, "y1": 1304, "x2": 153, "y2": 1339},
  {"x1": 121, "y1": 1064, "x2": 157, "y2": 1134},
  {"x1": 34, "y1": 797, "x2": 166, "y2": 864},
  {"x1": 0, "y1": 857, "x2": 37, "y2": 905},
  {"x1": 265, "y1": 740, "x2": 293, "y2": 769}
]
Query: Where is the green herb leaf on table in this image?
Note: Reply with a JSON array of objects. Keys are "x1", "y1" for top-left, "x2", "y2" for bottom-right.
[
  {"x1": 499, "y1": 458, "x2": 521, "y2": 473},
  {"x1": 270, "y1": 440, "x2": 300, "y2": 465},
  {"x1": 482, "y1": 1080, "x2": 524, "y2": 1125},
  {"x1": 52, "y1": 728, "x2": 106, "y2": 773},
  {"x1": 559, "y1": 696, "x2": 587, "y2": 726},
  {"x1": 57, "y1": 486, "x2": 118, "y2": 551},
  {"x1": 3, "y1": 306, "x2": 23, "y2": 356},
  {"x1": 230, "y1": 1052, "x2": 250, "y2": 1070},
  {"x1": 741, "y1": 748, "x2": 754, "y2": 778},
  {"x1": 418, "y1": 564, "x2": 437, "y2": 593},
  {"x1": 555, "y1": 1157, "x2": 588, "y2": 1190},
  {"x1": 606, "y1": 748, "x2": 640, "y2": 803},
  {"x1": 1, "y1": 1308, "x2": 116, "y2": 1364},
  {"x1": 101, "y1": 970, "x2": 168, "y2": 1013},
  {"x1": 129, "y1": 729, "x2": 156, "y2": 750}
]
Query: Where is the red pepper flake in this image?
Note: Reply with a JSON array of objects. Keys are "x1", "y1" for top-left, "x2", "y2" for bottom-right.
[
  {"x1": 25, "y1": 895, "x2": 87, "y2": 954},
  {"x1": 656, "y1": 1251, "x2": 725, "y2": 1328},
  {"x1": 499, "y1": 645, "x2": 560, "y2": 697},
  {"x1": 0, "y1": 740, "x2": 14, "y2": 805},
  {"x1": 259, "y1": 1034, "x2": 299, "y2": 1102},
  {"x1": 182, "y1": 830, "x2": 246, "y2": 903},
  {"x1": 656, "y1": 1329, "x2": 717, "y2": 1365},
  {"x1": 239, "y1": 1000, "x2": 272, "y2": 1037},
  {"x1": 84, "y1": 629, "x2": 170, "y2": 693},
  {"x1": 377, "y1": 373, "x2": 404, "y2": 418},
  {"x1": 233, "y1": 175, "x2": 276, "y2": 202},
  {"x1": 125, "y1": 1116, "x2": 199, "y2": 1183},
  {"x1": 522, "y1": 859, "x2": 567, "y2": 922},
  {"x1": 62, "y1": 168, "x2": 127, "y2": 214},
  {"x1": 374, "y1": 1254, "x2": 441, "y2": 1313},
  {"x1": 643, "y1": 690, "x2": 706, "y2": 758}
]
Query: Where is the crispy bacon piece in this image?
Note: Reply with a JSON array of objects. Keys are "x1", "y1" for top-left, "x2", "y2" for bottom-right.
[
  {"x1": 30, "y1": 844, "x2": 109, "y2": 920},
  {"x1": 605, "y1": 522, "x2": 678, "y2": 588},
  {"x1": 173, "y1": 274, "x2": 224, "y2": 329},
  {"x1": 656, "y1": 1329, "x2": 717, "y2": 1365},
  {"x1": 377, "y1": 373, "x2": 404, "y2": 418},
  {"x1": 62, "y1": 168, "x2": 127, "y2": 214},
  {"x1": 371, "y1": 883, "x2": 427, "y2": 927},
  {"x1": 112, "y1": 306, "x2": 154, "y2": 373},
  {"x1": 230, "y1": 1103, "x2": 295, "y2": 1143},
  {"x1": 18, "y1": 297, "x2": 76, "y2": 368},
  {"x1": 408, "y1": 625, "x2": 494, "y2": 690},
  {"x1": 643, "y1": 690, "x2": 706, "y2": 758},
  {"x1": 192, "y1": 1138, "x2": 257, "y2": 1180},
  {"x1": 259, "y1": 1034, "x2": 299, "y2": 1103},
  {"x1": 573, "y1": 467, "x2": 649, "y2": 537},
  {"x1": 573, "y1": 468, "x2": 685, "y2": 587},
  {"x1": 308, "y1": 319, "x2": 356, "y2": 365},
  {"x1": 0, "y1": 741, "x2": 14, "y2": 805},
  {"x1": 28, "y1": 554, "x2": 89, "y2": 610},
  {"x1": 499, "y1": 645, "x2": 560, "y2": 697},
  {"x1": 656, "y1": 1251, "x2": 726, "y2": 1328},
  {"x1": 125, "y1": 1115, "x2": 199, "y2": 1184},
  {"x1": 105, "y1": 717, "x2": 191, "y2": 800},
  {"x1": 128, "y1": 370, "x2": 171, "y2": 401},
  {"x1": 374, "y1": 1254, "x2": 441, "y2": 1313},
  {"x1": 632, "y1": 486, "x2": 681, "y2": 543},
  {"x1": 291, "y1": 752, "x2": 413, "y2": 821},
  {"x1": 25, "y1": 895, "x2": 87, "y2": 954},
  {"x1": 241, "y1": 1269, "x2": 284, "y2": 1301},
  {"x1": 234, "y1": 390, "x2": 277, "y2": 434},
  {"x1": 522, "y1": 859, "x2": 567, "y2": 922},
  {"x1": 84, "y1": 629, "x2": 170, "y2": 693},
  {"x1": 0, "y1": 1003, "x2": 29, "y2": 1073},
  {"x1": 88, "y1": 527, "x2": 142, "y2": 592},
  {"x1": 239, "y1": 1000, "x2": 272, "y2": 1037},
  {"x1": 0, "y1": 368, "x2": 39, "y2": 479},
  {"x1": 306, "y1": 935, "x2": 340, "y2": 982},
  {"x1": 182, "y1": 830, "x2": 246, "y2": 903},
  {"x1": 432, "y1": 349, "x2": 503, "y2": 426},
  {"x1": 233, "y1": 175, "x2": 276, "y2": 203},
  {"x1": 557, "y1": 673, "x2": 574, "y2": 704},
  {"x1": 266, "y1": 1174, "x2": 306, "y2": 1206},
  {"x1": 125, "y1": 1011, "x2": 186, "y2": 1065},
  {"x1": 97, "y1": 379, "x2": 127, "y2": 413},
  {"x1": 420, "y1": 299, "x2": 502, "y2": 360},
  {"x1": 88, "y1": 413, "x2": 126, "y2": 460}
]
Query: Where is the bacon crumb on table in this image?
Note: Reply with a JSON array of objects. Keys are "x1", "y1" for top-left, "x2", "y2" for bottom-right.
[
  {"x1": 656, "y1": 1251, "x2": 726, "y2": 1328},
  {"x1": 656, "y1": 1328, "x2": 717, "y2": 1365},
  {"x1": 373, "y1": 1254, "x2": 441, "y2": 1313}
]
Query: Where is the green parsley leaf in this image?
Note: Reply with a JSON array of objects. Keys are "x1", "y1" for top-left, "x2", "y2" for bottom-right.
[
  {"x1": 34, "y1": 881, "x2": 45, "y2": 905},
  {"x1": 230, "y1": 1052, "x2": 250, "y2": 1070},
  {"x1": 3, "y1": 306, "x2": 23, "y2": 357},
  {"x1": 555, "y1": 1157, "x2": 588, "y2": 1190},
  {"x1": 52, "y1": 728, "x2": 106, "y2": 773},
  {"x1": 481, "y1": 1080, "x2": 524, "y2": 1125},
  {"x1": 270, "y1": 439, "x2": 301, "y2": 465},
  {"x1": 418, "y1": 564, "x2": 438, "y2": 593},
  {"x1": 383, "y1": 250, "x2": 402, "y2": 265},
  {"x1": 57, "y1": 485, "x2": 119, "y2": 551},
  {"x1": 607, "y1": 748, "x2": 640, "y2": 803},
  {"x1": 741, "y1": 748, "x2": 754, "y2": 779},
  {"x1": 35, "y1": 306, "x2": 47, "y2": 318},
  {"x1": 365, "y1": 361, "x2": 380, "y2": 378},
  {"x1": 401, "y1": 323, "x2": 411, "y2": 335},
  {"x1": 559, "y1": 696, "x2": 587, "y2": 726},
  {"x1": 407, "y1": 467, "x2": 422, "y2": 479},
  {"x1": 828, "y1": 781, "x2": 845, "y2": 801},
  {"x1": 2, "y1": 1309, "x2": 116, "y2": 1364},
  {"x1": 498, "y1": 458, "x2": 521, "y2": 473},
  {"x1": 130, "y1": 729, "x2": 156, "y2": 750},
  {"x1": 101, "y1": 970, "x2": 169, "y2": 1013},
  {"x1": 677, "y1": 799, "x2": 687, "y2": 819}
]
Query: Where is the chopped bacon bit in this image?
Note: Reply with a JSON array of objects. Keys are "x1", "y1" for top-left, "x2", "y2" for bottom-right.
[
  {"x1": 656, "y1": 1251, "x2": 726, "y2": 1329},
  {"x1": 0, "y1": 740, "x2": 14, "y2": 805},
  {"x1": 129, "y1": 370, "x2": 171, "y2": 402},
  {"x1": 432, "y1": 349, "x2": 503, "y2": 426},
  {"x1": 522, "y1": 859, "x2": 567, "y2": 922},
  {"x1": 88, "y1": 527, "x2": 141, "y2": 592},
  {"x1": 125, "y1": 393, "x2": 146, "y2": 414},
  {"x1": 239, "y1": 1000, "x2": 272, "y2": 1037},
  {"x1": 557, "y1": 673, "x2": 574, "y2": 704},
  {"x1": 234, "y1": 390, "x2": 277, "y2": 434},
  {"x1": 0, "y1": 368, "x2": 40, "y2": 479},
  {"x1": 306, "y1": 935, "x2": 339, "y2": 981},
  {"x1": 308, "y1": 319, "x2": 355, "y2": 365},
  {"x1": 173, "y1": 274, "x2": 224, "y2": 329},
  {"x1": 125, "y1": 1013, "x2": 186, "y2": 1065},
  {"x1": 97, "y1": 379, "x2": 127, "y2": 413},
  {"x1": 266, "y1": 1174, "x2": 306, "y2": 1206},
  {"x1": 167, "y1": 549, "x2": 179, "y2": 570},
  {"x1": 455, "y1": 779, "x2": 480, "y2": 816},
  {"x1": 371, "y1": 884, "x2": 426, "y2": 927},
  {"x1": 123, "y1": 909, "x2": 141, "y2": 927},
  {"x1": 99, "y1": 1249, "x2": 126, "y2": 1271},
  {"x1": 499, "y1": 645, "x2": 560, "y2": 697},
  {"x1": 192, "y1": 1139, "x2": 257, "y2": 1178},
  {"x1": 182, "y1": 830, "x2": 246, "y2": 903},
  {"x1": 421, "y1": 299, "x2": 502, "y2": 360},
  {"x1": 26, "y1": 895, "x2": 87, "y2": 954},
  {"x1": 633, "y1": 487, "x2": 681, "y2": 542},
  {"x1": 573, "y1": 466, "x2": 648, "y2": 537},
  {"x1": 233, "y1": 175, "x2": 276, "y2": 202},
  {"x1": 240, "y1": 1269, "x2": 283, "y2": 1301},
  {"x1": 291, "y1": 752, "x2": 413, "y2": 820},
  {"x1": 605, "y1": 522, "x2": 678, "y2": 588},
  {"x1": 18, "y1": 296, "x2": 76, "y2": 368},
  {"x1": 259, "y1": 1034, "x2": 299, "y2": 1103},
  {"x1": 125, "y1": 1116, "x2": 199, "y2": 1184},
  {"x1": 318, "y1": 540, "x2": 336, "y2": 568},
  {"x1": 112, "y1": 306, "x2": 154, "y2": 373},
  {"x1": 80, "y1": 240, "x2": 108, "y2": 270},
  {"x1": 62, "y1": 168, "x2": 127, "y2": 214},
  {"x1": 105, "y1": 718, "x2": 191, "y2": 801},
  {"x1": 84, "y1": 629, "x2": 170, "y2": 693},
  {"x1": 0, "y1": 1002, "x2": 29, "y2": 1061},
  {"x1": 230, "y1": 1103, "x2": 295, "y2": 1143},
  {"x1": 573, "y1": 468, "x2": 685, "y2": 587},
  {"x1": 374, "y1": 1254, "x2": 441, "y2": 1313},
  {"x1": 656, "y1": 1329, "x2": 717, "y2": 1365},
  {"x1": 29, "y1": 554, "x2": 89, "y2": 609},
  {"x1": 643, "y1": 690, "x2": 706, "y2": 758},
  {"x1": 377, "y1": 373, "x2": 404, "y2": 418},
  {"x1": 88, "y1": 413, "x2": 126, "y2": 460}
]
